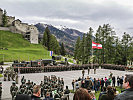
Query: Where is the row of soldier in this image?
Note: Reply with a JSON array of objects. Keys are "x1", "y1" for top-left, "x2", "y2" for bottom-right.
[
  {"x1": 10, "y1": 75, "x2": 66, "y2": 100},
  {"x1": 13, "y1": 64, "x2": 128, "y2": 74}
]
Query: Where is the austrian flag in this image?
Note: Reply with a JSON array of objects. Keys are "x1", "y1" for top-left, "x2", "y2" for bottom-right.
[{"x1": 92, "y1": 41, "x2": 102, "y2": 49}]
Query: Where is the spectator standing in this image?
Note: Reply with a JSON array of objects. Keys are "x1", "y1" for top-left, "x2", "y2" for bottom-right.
[
  {"x1": 73, "y1": 88, "x2": 92, "y2": 100},
  {"x1": 117, "y1": 76, "x2": 120, "y2": 87},
  {"x1": 75, "y1": 80, "x2": 79, "y2": 90},
  {"x1": 112, "y1": 76, "x2": 116, "y2": 87},
  {"x1": 64, "y1": 86, "x2": 70, "y2": 100},
  {"x1": 100, "y1": 78, "x2": 105, "y2": 91},
  {"x1": 98, "y1": 87, "x2": 107, "y2": 100},
  {"x1": 72, "y1": 80, "x2": 75, "y2": 91},
  {"x1": 43, "y1": 92, "x2": 54, "y2": 100},
  {"x1": 31, "y1": 85, "x2": 42, "y2": 100},
  {"x1": 100, "y1": 86, "x2": 115, "y2": 100},
  {"x1": 120, "y1": 77, "x2": 123, "y2": 89},
  {"x1": 114, "y1": 74, "x2": 133, "y2": 100}
]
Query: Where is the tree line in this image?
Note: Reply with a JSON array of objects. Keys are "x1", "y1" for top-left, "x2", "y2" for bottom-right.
[
  {"x1": 42, "y1": 27, "x2": 66, "y2": 56},
  {"x1": 74, "y1": 24, "x2": 133, "y2": 65}
]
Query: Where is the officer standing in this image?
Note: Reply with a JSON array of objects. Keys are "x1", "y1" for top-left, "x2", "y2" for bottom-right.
[
  {"x1": 88, "y1": 67, "x2": 90, "y2": 75},
  {"x1": 94, "y1": 67, "x2": 96, "y2": 74}
]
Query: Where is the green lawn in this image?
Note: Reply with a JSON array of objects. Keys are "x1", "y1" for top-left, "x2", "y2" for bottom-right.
[{"x1": 0, "y1": 30, "x2": 52, "y2": 62}]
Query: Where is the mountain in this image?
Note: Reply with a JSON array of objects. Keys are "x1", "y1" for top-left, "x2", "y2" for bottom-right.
[{"x1": 35, "y1": 23, "x2": 84, "y2": 55}]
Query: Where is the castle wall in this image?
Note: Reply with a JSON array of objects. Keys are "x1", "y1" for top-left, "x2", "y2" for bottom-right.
[
  {"x1": 0, "y1": 27, "x2": 10, "y2": 31},
  {"x1": 29, "y1": 25, "x2": 39, "y2": 44},
  {"x1": 0, "y1": 8, "x2": 3, "y2": 26},
  {"x1": 7, "y1": 16, "x2": 15, "y2": 26},
  {"x1": 0, "y1": 8, "x2": 39, "y2": 44}
]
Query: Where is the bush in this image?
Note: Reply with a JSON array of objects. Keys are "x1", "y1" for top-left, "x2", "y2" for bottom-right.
[
  {"x1": 0, "y1": 61, "x2": 4, "y2": 65},
  {"x1": 0, "y1": 74, "x2": 3, "y2": 78}
]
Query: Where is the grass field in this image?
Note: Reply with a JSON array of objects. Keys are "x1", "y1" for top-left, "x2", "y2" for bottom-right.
[{"x1": 0, "y1": 30, "x2": 52, "y2": 62}]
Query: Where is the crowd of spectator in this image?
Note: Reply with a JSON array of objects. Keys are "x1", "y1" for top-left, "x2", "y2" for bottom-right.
[{"x1": 72, "y1": 74, "x2": 133, "y2": 100}]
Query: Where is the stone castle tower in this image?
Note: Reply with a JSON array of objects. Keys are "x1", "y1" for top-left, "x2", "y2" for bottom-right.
[{"x1": 0, "y1": 8, "x2": 39, "y2": 44}]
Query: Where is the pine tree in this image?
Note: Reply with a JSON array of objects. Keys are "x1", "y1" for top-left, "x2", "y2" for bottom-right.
[
  {"x1": 85, "y1": 27, "x2": 93, "y2": 64},
  {"x1": 74, "y1": 37, "x2": 81, "y2": 64},
  {"x1": 60, "y1": 43, "x2": 66, "y2": 56},
  {"x1": 49, "y1": 35, "x2": 60, "y2": 55},
  {"x1": 43, "y1": 27, "x2": 51, "y2": 50},
  {"x1": 95, "y1": 25, "x2": 102, "y2": 64},
  {"x1": 2, "y1": 10, "x2": 7, "y2": 27},
  {"x1": 80, "y1": 34, "x2": 86, "y2": 64},
  {"x1": 121, "y1": 32, "x2": 132, "y2": 65},
  {"x1": 42, "y1": 31, "x2": 47, "y2": 46}
]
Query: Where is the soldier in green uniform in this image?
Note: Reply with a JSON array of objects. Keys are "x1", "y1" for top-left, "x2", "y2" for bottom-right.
[
  {"x1": 88, "y1": 67, "x2": 90, "y2": 75},
  {"x1": 0, "y1": 82, "x2": 2, "y2": 99},
  {"x1": 10, "y1": 82, "x2": 18, "y2": 100},
  {"x1": 15, "y1": 72, "x2": 18, "y2": 84},
  {"x1": 3, "y1": 71, "x2": 7, "y2": 81},
  {"x1": 8, "y1": 71, "x2": 11, "y2": 81},
  {"x1": 94, "y1": 67, "x2": 96, "y2": 74},
  {"x1": 12, "y1": 71, "x2": 15, "y2": 81}
]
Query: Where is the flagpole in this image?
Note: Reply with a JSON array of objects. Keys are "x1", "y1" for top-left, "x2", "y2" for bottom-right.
[{"x1": 91, "y1": 42, "x2": 93, "y2": 74}]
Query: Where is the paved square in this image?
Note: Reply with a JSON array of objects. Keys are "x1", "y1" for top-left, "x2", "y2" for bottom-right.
[{"x1": 1, "y1": 68, "x2": 133, "y2": 99}]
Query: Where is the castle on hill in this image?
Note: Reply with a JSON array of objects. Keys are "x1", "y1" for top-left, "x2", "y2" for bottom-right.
[{"x1": 0, "y1": 8, "x2": 39, "y2": 44}]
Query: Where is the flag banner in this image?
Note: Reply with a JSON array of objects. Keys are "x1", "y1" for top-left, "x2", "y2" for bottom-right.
[
  {"x1": 92, "y1": 41, "x2": 102, "y2": 49},
  {"x1": 50, "y1": 51, "x2": 53, "y2": 56},
  {"x1": 38, "y1": 62, "x2": 41, "y2": 65}
]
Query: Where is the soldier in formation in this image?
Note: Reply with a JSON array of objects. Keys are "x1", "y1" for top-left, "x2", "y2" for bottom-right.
[
  {"x1": 9, "y1": 75, "x2": 66, "y2": 100},
  {"x1": 10, "y1": 82, "x2": 18, "y2": 100}
]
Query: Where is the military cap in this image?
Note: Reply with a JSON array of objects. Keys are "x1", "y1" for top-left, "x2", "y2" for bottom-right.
[{"x1": 12, "y1": 82, "x2": 16, "y2": 84}]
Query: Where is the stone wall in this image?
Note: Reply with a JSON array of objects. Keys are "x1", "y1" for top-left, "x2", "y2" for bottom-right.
[
  {"x1": 29, "y1": 25, "x2": 39, "y2": 44},
  {"x1": 7, "y1": 16, "x2": 15, "y2": 26},
  {"x1": 0, "y1": 27, "x2": 10, "y2": 31}
]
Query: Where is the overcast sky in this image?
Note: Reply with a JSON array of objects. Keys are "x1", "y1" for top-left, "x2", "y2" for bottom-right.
[{"x1": 0, "y1": 0, "x2": 133, "y2": 38}]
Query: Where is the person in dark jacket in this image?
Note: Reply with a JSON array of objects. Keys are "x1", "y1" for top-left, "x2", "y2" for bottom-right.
[
  {"x1": 31, "y1": 85, "x2": 42, "y2": 100},
  {"x1": 43, "y1": 92, "x2": 54, "y2": 100},
  {"x1": 100, "y1": 86, "x2": 115, "y2": 100},
  {"x1": 64, "y1": 86, "x2": 70, "y2": 100},
  {"x1": 114, "y1": 74, "x2": 133, "y2": 100},
  {"x1": 100, "y1": 78, "x2": 105, "y2": 91},
  {"x1": 15, "y1": 94, "x2": 31, "y2": 100},
  {"x1": 98, "y1": 87, "x2": 107, "y2": 100}
]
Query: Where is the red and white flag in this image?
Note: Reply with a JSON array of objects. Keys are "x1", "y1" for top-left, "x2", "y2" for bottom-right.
[{"x1": 92, "y1": 41, "x2": 102, "y2": 49}]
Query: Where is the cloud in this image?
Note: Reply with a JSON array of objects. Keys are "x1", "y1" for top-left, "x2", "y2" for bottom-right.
[{"x1": 0, "y1": 0, "x2": 133, "y2": 37}]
